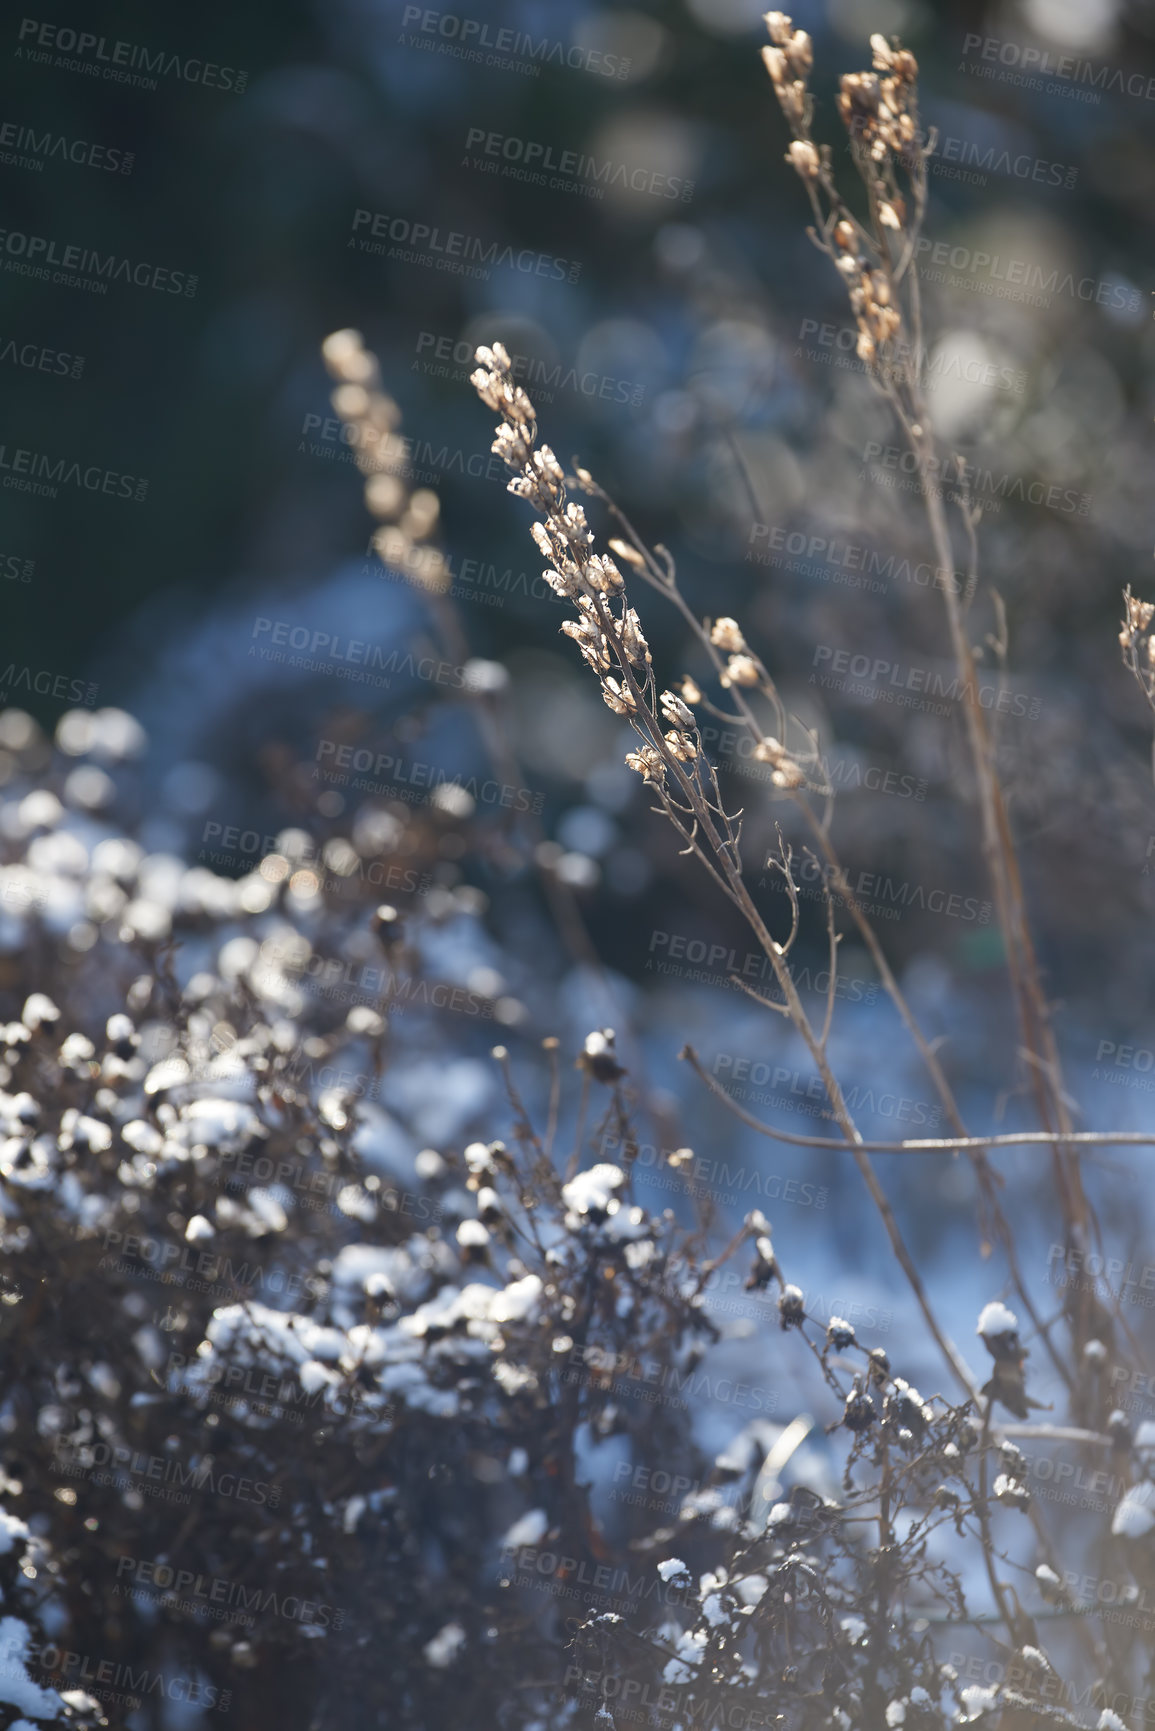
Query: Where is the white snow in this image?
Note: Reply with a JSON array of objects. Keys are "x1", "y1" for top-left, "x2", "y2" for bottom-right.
[
  {"x1": 662, "y1": 1627, "x2": 706, "y2": 1685},
  {"x1": 1133, "y1": 1420, "x2": 1155, "y2": 1457},
  {"x1": 1112, "y1": 1480, "x2": 1155, "y2": 1540},
  {"x1": 423, "y1": 1622, "x2": 466, "y2": 1668},
  {"x1": 957, "y1": 1684, "x2": 999, "y2": 1721},
  {"x1": 976, "y1": 1301, "x2": 1018, "y2": 1338},
  {"x1": 502, "y1": 1508, "x2": 548, "y2": 1549},
  {"x1": 172, "y1": 1096, "x2": 261, "y2": 1153},
  {"x1": 0, "y1": 1617, "x2": 64, "y2": 1719},
  {"x1": 0, "y1": 1509, "x2": 30, "y2": 1557},
  {"x1": 561, "y1": 1163, "x2": 624, "y2": 1218}
]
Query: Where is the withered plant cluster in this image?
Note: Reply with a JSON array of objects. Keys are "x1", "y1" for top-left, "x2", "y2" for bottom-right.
[{"x1": 0, "y1": 16, "x2": 1153, "y2": 1731}]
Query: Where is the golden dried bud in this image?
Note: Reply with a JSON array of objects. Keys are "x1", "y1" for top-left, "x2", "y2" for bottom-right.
[
  {"x1": 763, "y1": 11, "x2": 794, "y2": 47},
  {"x1": 761, "y1": 44, "x2": 788, "y2": 86},
  {"x1": 786, "y1": 139, "x2": 820, "y2": 180}
]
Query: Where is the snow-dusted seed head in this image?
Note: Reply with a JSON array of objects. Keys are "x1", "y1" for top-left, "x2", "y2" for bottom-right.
[
  {"x1": 976, "y1": 1300, "x2": 1020, "y2": 1356},
  {"x1": 577, "y1": 1028, "x2": 625, "y2": 1084},
  {"x1": 456, "y1": 1219, "x2": 491, "y2": 1263},
  {"x1": 1112, "y1": 1481, "x2": 1155, "y2": 1542},
  {"x1": 992, "y1": 1473, "x2": 1030, "y2": 1513},
  {"x1": 560, "y1": 1161, "x2": 625, "y2": 1222},
  {"x1": 842, "y1": 1377, "x2": 875, "y2": 1432}
]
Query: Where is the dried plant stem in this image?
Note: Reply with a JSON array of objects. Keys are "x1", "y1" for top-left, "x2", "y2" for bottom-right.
[
  {"x1": 678, "y1": 1051, "x2": 1155, "y2": 1153},
  {"x1": 908, "y1": 421, "x2": 1084, "y2": 1216},
  {"x1": 976, "y1": 1396, "x2": 1017, "y2": 1638}
]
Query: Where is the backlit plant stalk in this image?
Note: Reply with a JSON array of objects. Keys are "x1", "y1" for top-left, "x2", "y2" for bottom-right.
[
  {"x1": 762, "y1": 11, "x2": 1094, "y2": 1322},
  {"x1": 470, "y1": 337, "x2": 978, "y2": 1402}
]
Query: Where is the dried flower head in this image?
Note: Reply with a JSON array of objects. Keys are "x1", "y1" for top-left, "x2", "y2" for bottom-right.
[
  {"x1": 786, "y1": 139, "x2": 820, "y2": 180},
  {"x1": 710, "y1": 617, "x2": 747, "y2": 654},
  {"x1": 721, "y1": 654, "x2": 761, "y2": 690}
]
